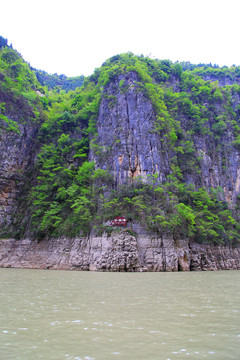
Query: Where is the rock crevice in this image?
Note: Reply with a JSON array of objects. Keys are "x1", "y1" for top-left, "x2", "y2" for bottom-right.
[{"x1": 0, "y1": 231, "x2": 239, "y2": 271}]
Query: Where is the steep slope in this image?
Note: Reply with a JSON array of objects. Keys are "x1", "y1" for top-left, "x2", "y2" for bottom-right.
[
  {"x1": 33, "y1": 69, "x2": 85, "y2": 92},
  {"x1": 92, "y1": 69, "x2": 240, "y2": 205},
  {"x1": 0, "y1": 45, "x2": 240, "y2": 250},
  {"x1": 0, "y1": 44, "x2": 46, "y2": 236},
  {"x1": 1, "y1": 233, "x2": 240, "y2": 271},
  {"x1": 89, "y1": 55, "x2": 240, "y2": 245},
  {"x1": 92, "y1": 71, "x2": 169, "y2": 184}
]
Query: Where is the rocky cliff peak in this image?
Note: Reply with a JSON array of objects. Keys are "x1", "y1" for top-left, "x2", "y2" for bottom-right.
[
  {"x1": 91, "y1": 72, "x2": 169, "y2": 184},
  {"x1": 0, "y1": 49, "x2": 240, "y2": 244}
]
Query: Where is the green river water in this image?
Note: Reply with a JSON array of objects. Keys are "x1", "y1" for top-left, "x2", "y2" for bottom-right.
[{"x1": 0, "y1": 269, "x2": 239, "y2": 359}]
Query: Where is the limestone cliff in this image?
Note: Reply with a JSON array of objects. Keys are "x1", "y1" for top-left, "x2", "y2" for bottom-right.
[
  {"x1": 92, "y1": 71, "x2": 240, "y2": 205},
  {"x1": 0, "y1": 90, "x2": 40, "y2": 235},
  {"x1": 0, "y1": 46, "x2": 240, "y2": 270},
  {"x1": 91, "y1": 72, "x2": 170, "y2": 184},
  {"x1": 0, "y1": 230, "x2": 239, "y2": 271}
]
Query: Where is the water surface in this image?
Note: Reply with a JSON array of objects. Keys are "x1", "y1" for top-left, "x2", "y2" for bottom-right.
[{"x1": 0, "y1": 269, "x2": 239, "y2": 359}]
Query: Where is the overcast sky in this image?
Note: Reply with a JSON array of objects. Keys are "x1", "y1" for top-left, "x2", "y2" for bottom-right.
[{"x1": 1, "y1": 0, "x2": 240, "y2": 77}]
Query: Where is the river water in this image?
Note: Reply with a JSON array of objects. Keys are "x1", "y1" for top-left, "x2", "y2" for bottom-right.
[{"x1": 0, "y1": 269, "x2": 239, "y2": 360}]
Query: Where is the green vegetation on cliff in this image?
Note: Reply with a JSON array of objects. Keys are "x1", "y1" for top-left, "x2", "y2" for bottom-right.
[
  {"x1": 0, "y1": 38, "x2": 240, "y2": 244},
  {"x1": 33, "y1": 69, "x2": 85, "y2": 92},
  {"x1": 0, "y1": 38, "x2": 47, "y2": 127}
]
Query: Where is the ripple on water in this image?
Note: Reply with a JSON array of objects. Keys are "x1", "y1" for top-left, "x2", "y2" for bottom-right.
[
  {"x1": 71, "y1": 320, "x2": 84, "y2": 324},
  {"x1": 1, "y1": 269, "x2": 239, "y2": 360},
  {"x1": 50, "y1": 321, "x2": 61, "y2": 326},
  {"x1": 65, "y1": 356, "x2": 95, "y2": 360}
]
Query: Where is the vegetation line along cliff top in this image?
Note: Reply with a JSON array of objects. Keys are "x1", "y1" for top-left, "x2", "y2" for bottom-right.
[{"x1": 0, "y1": 35, "x2": 240, "y2": 245}]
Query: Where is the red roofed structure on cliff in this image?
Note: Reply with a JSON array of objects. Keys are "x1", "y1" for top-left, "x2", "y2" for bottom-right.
[{"x1": 110, "y1": 216, "x2": 127, "y2": 227}]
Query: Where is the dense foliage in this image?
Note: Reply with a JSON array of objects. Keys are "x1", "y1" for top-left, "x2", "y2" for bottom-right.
[
  {"x1": 0, "y1": 38, "x2": 240, "y2": 244},
  {"x1": 0, "y1": 36, "x2": 9, "y2": 50},
  {"x1": 33, "y1": 69, "x2": 85, "y2": 92},
  {"x1": 0, "y1": 41, "x2": 46, "y2": 135}
]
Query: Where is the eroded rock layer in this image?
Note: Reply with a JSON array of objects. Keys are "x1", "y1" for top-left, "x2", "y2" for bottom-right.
[
  {"x1": 0, "y1": 231, "x2": 239, "y2": 271},
  {"x1": 0, "y1": 92, "x2": 39, "y2": 230},
  {"x1": 91, "y1": 72, "x2": 171, "y2": 184},
  {"x1": 92, "y1": 72, "x2": 240, "y2": 203}
]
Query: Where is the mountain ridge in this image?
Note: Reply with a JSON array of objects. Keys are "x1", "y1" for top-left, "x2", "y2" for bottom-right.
[{"x1": 0, "y1": 36, "x2": 240, "y2": 250}]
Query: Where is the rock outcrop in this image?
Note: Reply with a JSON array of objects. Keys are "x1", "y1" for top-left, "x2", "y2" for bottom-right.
[
  {"x1": 93, "y1": 71, "x2": 240, "y2": 204},
  {"x1": 0, "y1": 91, "x2": 40, "y2": 231},
  {"x1": 91, "y1": 72, "x2": 170, "y2": 184},
  {"x1": 0, "y1": 230, "x2": 239, "y2": 271},
  {"x1": 0, "y1": 46, "x2": 240, "y2": 270}
]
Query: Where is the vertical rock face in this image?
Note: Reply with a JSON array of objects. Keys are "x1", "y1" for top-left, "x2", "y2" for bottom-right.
[
  {"x1": 194, "y1": 135, "x2": 240, "y2": 206},
  {"x1": 1, "y1": 45, "x2": 240, "y2": 271},
  {"x1": 0, "y1": 93, "x2": 39, "y2": 232},
  {"x1": 92, "y1": 72, "x2": 170, "y2": 184},
  {"x1": 93, "y1": 71, "x2": 240, "y2": 206},
  {"x1": 0, "y1": 231, "x2": 239, "y2": 271}
]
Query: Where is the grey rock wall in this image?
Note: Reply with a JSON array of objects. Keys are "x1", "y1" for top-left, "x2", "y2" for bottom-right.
[
  {"x1": 92, "y1": 71, "x2": 240, "y2": 205},
  {"x1": 91, "y1": 72, "x2": 170, "y2": 184},
  {"x1": 1, "y1": 71, "x2": 240, "y2": 267},
  {"x1": 0, "y1": 231, "x2": 239, "y2": 272},
  {"x1": 0, "y1": 121, "x2": 39, "y2": 230},
  {"x1": 0, "y1": 89, "x2": 40, "y2": 231}
]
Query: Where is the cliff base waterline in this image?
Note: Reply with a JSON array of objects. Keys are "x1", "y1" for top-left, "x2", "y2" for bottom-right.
[{"x1": 0, "y1": 231, "x2": 239, "y2": 271}]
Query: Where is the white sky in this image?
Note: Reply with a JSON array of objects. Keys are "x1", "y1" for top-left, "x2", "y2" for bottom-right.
[{"x1": 1, "y1": 0, "x2": 240, "y2": 77}]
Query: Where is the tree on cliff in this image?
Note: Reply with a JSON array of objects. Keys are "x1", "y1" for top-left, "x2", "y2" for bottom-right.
[{"x1": 0, "y1": 44, "x2": 240, "y2": 244}]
